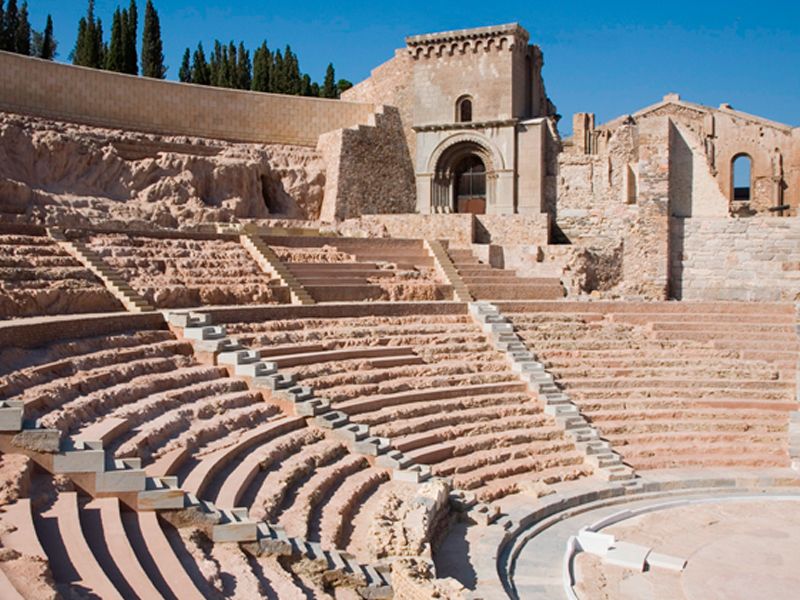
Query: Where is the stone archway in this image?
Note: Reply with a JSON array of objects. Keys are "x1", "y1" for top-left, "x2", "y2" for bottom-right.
[{"x1": 429, "y1": 136, "x2": 500, "y2": 213}]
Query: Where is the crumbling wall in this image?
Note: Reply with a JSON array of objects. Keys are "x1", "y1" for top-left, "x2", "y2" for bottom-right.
[
  {"x1": 556, "y1": 122, "x2": 639, "y2": 242},
  {"x1": 318, "y1": 105, "x2": 416, "y2": 222},
  {"x1": 0, "y1": 112, "x2": 326, "y2": 228},
  {"x1": 671, "y1": 216, "x2": 800, "y2": 301},
  {"x1": 342, "y1": 49, "x2": 416, "y2": 159},
  {"x1": 626, "y1": 98, "x2": 799, "y2": 216},
  {"x1": 621, "y1": 117, "x2": 671, "y2": 299}
]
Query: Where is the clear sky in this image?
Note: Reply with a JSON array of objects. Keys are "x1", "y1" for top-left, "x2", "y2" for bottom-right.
[{"x1": 23, "y1": 1, "x2": 800, "y2": 134}]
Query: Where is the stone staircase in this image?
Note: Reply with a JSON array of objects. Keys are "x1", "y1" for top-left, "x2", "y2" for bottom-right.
[
  {"x1": 446, "y1": 245, "x2": 565, "y2": 300},
  {"x1": 425, "y1": 239, "x2": 474, "y2": 301},
  {"x1": 468, "y1": 301, "x2": 636, "y2": 484},
  {"x1": 47, "y1": 228, "x2": 154, "y2": 312},
  {"x1": 240, "y1": 231, "x2": 315, "y2": 305}
]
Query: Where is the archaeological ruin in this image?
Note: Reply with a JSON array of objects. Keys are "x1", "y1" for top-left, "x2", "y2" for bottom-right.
[{"x1": 0, "y1": 20, "x2": 798, "y2": 600}]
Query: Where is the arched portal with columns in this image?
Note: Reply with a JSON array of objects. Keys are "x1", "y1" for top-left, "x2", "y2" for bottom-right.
[
  {"x1": 430, "y1": 138, "x2": 499, "y2": 214},
  {"x1": 422, "y1": 133, "x2": 508, "y2": 214}
]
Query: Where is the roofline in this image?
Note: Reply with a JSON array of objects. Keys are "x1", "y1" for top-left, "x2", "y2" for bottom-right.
[
  {"x1": 405, "y1": 23, "x2": 527, "y2": 46},
  {"x1": 597, "y1": 96, "x2": 794, "y2": 133}
]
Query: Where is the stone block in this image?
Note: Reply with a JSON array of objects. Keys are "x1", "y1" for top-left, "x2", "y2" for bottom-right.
[
  {"x1": 647, "y1": 552, "x2": 687, "y2": 572},
  {"x1": 577, "y1": 530, "x2": 615, "y2": 556},
  {"x1": 603, "y1": 541, "x2": 651, "y2": 571}
]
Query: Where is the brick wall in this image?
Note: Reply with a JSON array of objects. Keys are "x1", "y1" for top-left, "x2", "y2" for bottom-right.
[
  {"x1": 671, "y1": 216, "x2": 800, "y2": 301},
  {"x1": 0, "y1": 51, "x2": 375, "y2": 146}
]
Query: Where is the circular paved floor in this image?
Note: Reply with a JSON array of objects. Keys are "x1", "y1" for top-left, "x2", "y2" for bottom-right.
[{"x1": 511, "y1": 494, "x2": 800, "y2": 600}]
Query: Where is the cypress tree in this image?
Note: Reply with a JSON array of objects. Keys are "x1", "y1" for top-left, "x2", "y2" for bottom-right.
[
  {"x1": 227, "y1": 41, "x2": 237, "y2": 88},
  {"x1": 92, "y1": 17, "x2": 104, "y2": 68},
  {"x1": 321, "y1": 63, "x2": 336, "y2": 98},
  {"x1": 0, "y1": 3, "x2": 5, "y2": 52},
  {"x1": 141, "y1": 0, "x2": 165, "y2": 78},
  {"x1": 272, "y1": 49, "x2": 285, "y2": 94},
  {"x1": 209, "y1": 40, "x2": 222, "y2": 86},
  {"x1": 336, "y1": 79, "x2": 353, "y2": 97},
  {"x1": 310, "y1": 81, "x2": 320, "y2": 97},
  {"x1": 105, "y1": 8, "x2": 125, "y2": 72},
  {"x1": 14, "y1": 1, "x2": 29, "y2": 55},
  {"x1": 73, "y1": 17, "x2": 87, "y2": 65},
  {"x1": 236, "y1": 42, "x2": 250, "y2": 90},
  {"x1": 73, "y1": 1, "x2": 103, "y2": 68},
  {"x1": 300, "y1": 74, "x2": 313, "y2": 97},
  {"x1": 191, "y1": 42, "x2": 210, "y2": 85},
  {"x1": 123, "y1": 0, "x2": 137, "y2": 74},
  {"x1": 178, "y1": 47, "x2": 190, "y2": 82},
  {"x1": 39, "y1": 14, "x2": 55, "y2": 59},
  {"x1": 283, "y1": 46, "x2": 301, "y2": 95},
  {"x1": 251, "y1": 42, "x2": 270, "y2": 92},
  {"x1": 4, "y1": 0, "x2": 19, "y2": 52}
]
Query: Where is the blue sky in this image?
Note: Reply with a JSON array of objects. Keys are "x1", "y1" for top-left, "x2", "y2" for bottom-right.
[{"x1": 24, "y1": 1, "x2": 800, "y2": 134}]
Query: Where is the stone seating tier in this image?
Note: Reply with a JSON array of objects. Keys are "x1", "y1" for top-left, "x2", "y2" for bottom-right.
[{"x1": 502, "y1": 301, "x2": 799, "y2": 471}]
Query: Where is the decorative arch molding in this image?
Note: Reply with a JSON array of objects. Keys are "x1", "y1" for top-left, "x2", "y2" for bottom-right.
[
  {"x1": 426, "y1": 133, "x2": 505, "y2": 213},
  {"x1": 426, "y1": 132, "x2": 505, "y2": 175}
]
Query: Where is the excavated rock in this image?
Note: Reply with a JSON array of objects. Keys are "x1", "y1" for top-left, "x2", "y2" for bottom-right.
[{"x1": 0, "y1": 111, "x2": 326, "y2": 227}]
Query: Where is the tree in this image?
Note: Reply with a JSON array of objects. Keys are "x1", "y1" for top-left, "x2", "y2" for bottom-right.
[
  {"x1": 105, "y1": 8, "x2": 125, "y2": 72},
  {"x1": 14, "y1": 1, "x2": 30, "y2": 55},
  {"x1": 123, "y1": 0, "x2": 137, "y2": 74},
  {"x1": 336, "y1": 79, "x2": 353, "y2": 97},
  {"x1": 251, "y1": 42, "x2": 271, "y2": 92},
  {"x1": 283, "y1": 46, "x2": 301, "y2": 95},
  {"x1": 0, "y1": 3, "x2": 5, "y2": 52},
  {"x1": 141, "y1": 0, "x2": 165, "y2": 78},
  {"x1": 271, "y1": 49, "x2": 285, "y2": 93},
  {"x1": 178, "y1": 47, "x2": 190, "y2": 82},
  {"x1": 236, "y1": 42, "x2": 251, "y2": 90},
  {"x1": 73, "y1": 1, "x2": 103, "y2": 68},
  {"x1": 209, "y1": 39, "x2": 222, "y2": 86},
  {"x1": 321, "y1": 63, "x2": 336, "y2": 98},
  {"x1": 190, "y1": 42, "x2": 210, "y2": 85},
  {"x1": 38, "y1": 14, "x2": 55, "y2": 59},
  {"x1": 226, "y1": 41, "x2": 237, "y2": 88},
  {"x1": 4, "y1": 1, "x2": 19, "y2": 53}
]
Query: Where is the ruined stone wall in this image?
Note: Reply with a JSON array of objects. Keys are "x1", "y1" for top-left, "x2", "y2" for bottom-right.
[
  {"x1": 556, "y1": 122, "x2": 639, "y2": 242},
  {"x1": 342, "y1": 50, "x2": 416, "y2": 159},
  {"x1": 337, "y1": 214, "x2": 475, "y2": 246},
  {"x1": 624, "y1": 100, "x2": 800, "y2": 216},
  {"x1": 0, "y1": 112, "x2": 326, "y2": 228},
  {"x1": 318, "y1": 106, "x2": 416, "y2": 222},
  {"x1": 671, "y1": 216, "x2": 800, "y2": 301},
  {"x1": 0, "y1": 50, "x2": 374, "y2": 146},
  {"x1": 622, "y1": 117, "x2": 671, "y2": 299}
]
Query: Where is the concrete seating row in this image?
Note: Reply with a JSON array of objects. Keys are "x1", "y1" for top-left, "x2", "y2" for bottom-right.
[
  {"x1": 263, "y1": 234, "x2": 450, "y2": 302},
  {"x1": 82, "y1": 232, "x2": 290, "y2": 308},
  {"x1": 207, "y1": 309, "x2": 594, "y2": 502},
  {"x1": 445, "y1": 246, "x2": 565, "y2": 301},
  {"x1": 0, "y1": 230, "x2": 122, "y2": 318},
  {"x1": 501, "y1": 301, "x2": 800, "y2": 471}
]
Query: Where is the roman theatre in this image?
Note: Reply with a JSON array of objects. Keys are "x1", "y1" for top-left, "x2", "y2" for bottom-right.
[{"x1": 0, "y1": 22, "x2": 799, "y2": 600}]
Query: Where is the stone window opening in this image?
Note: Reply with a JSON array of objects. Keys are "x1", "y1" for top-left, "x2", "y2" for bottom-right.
[
  {"x1": 456, "y1": 96, "x2": 473, "y2": 123},
  {"x1": 732, "y1": 154, "x2": 752, "y2": 202}
]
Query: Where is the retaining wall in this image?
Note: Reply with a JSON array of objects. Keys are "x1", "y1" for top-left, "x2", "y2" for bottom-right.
[{"x1": 0, "y1": 51, "x2": 375, "y2": 146}]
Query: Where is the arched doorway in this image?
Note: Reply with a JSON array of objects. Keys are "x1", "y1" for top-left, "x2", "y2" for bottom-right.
[
  {"x1": 429, "y1": 139, "x2": 496, "y2": 214},
  {"x1": 454, "y1": 155, "x2": 486, "y2": 214}
]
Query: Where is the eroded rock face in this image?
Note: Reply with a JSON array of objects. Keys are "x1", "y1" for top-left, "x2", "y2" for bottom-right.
[{"x1": 0, "y1": 112, "x2": 327, "y2": 227}]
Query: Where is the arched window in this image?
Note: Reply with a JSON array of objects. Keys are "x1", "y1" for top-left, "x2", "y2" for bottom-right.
[
  {"x1": 732, "y1": 154, "x2": 752, "y2": 201},
  {"x1": 456, "y1": 96, "x2": 473, "y2": 123}
]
